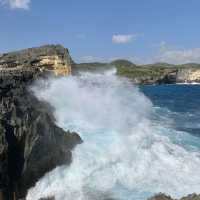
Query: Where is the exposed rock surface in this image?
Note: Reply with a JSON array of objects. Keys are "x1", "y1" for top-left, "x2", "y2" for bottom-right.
[
  {"x1": 0, "y1": 45, "x2": 73, "y2": 76},
  {"x1": 0, "y1": 46, "x2": 82, "y2": 200},
  {"x1": 148, "y1": 193, "x2": 200, "y2": 200},
  {"x1": 176, "y1": 68, "x2": 200, "y2": 83}
]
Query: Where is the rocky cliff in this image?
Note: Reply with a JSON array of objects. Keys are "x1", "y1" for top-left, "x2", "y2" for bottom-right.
[
  {"x1": 0, "y1": 45, "x2": 73, "y2": 76},
  {"x1": 0, "y1": 45, "x2": 82, "y2": 200},
  {"x1": 176, "y1": 67, "x2": 200, "y2": 83}
]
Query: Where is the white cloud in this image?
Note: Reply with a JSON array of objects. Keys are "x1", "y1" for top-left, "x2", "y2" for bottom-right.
[
  {"x1": 0, "y1": 0, "x2": 31, "y2": 9},
  {"x1": 155, "y1": 48, "x2": 200, "y2": 64},
  {"x1": 112, "y1": 34, "x2": 139, "y2": 44},
  {"x1": 79, "y1": 40, "x2": 200, "y2": 65},
  {"x1": 79, "y1": 48, "x2": 200, "y2": 65}
]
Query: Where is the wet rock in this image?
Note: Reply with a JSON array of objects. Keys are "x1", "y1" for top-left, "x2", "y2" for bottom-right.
[
  {"x1": 148, "y1": 193, "x2": 174, "y2": 200},
  {"x1": 149, "y1": 193, "x2": 200, "y2": 200},
  {"x1": 0, "y1": 47, "x2": 82, "y2": 200}
]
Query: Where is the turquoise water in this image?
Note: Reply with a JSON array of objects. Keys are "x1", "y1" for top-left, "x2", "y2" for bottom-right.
[{"x1": 27, "y1": 75, "x2": 200, "y2": 200}]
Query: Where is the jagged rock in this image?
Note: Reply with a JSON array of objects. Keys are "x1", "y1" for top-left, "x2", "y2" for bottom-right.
[
  {"x1": 148, "y1": 193, "x2": 200, "y2": 200},
  {"x1": 0, "y1": 46, "x2": 82, "y2": 200},
  {"x1": 148, "y1": 193, "x2": 174, "y2": 200}
]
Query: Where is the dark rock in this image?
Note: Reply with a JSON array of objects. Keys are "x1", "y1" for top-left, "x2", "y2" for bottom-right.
[
  {"x1": 149, "y1": 193, "x2": 200, "y2": 200},
  {"x1": 148, "y1": 193, "x2": 174, "y2": 200},
  {"x1": 0, "y1": 46, "x2": 82, "y2": 200}
]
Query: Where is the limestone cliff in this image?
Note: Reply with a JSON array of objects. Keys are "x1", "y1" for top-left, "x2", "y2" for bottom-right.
[
  {"x1": 0, "y1": 45, "x2": 73, "y2": 76},
  {"x1": 0, "y1": 46, "x2": 82, "y2": 200},
  {"x1": 177, "y1": 68, "x2": 200, "y2": 83}
]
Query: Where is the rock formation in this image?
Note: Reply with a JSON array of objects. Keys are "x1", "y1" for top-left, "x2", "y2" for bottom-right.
[
  {"x1": 148, "y1": 193, "x2": 200, "y2": 200},
  {"x1": 176, "y1": 68, "x2": 200, "y2": 83},
  {"x1": 0, "y1": 45, "x2": 73, "y2": 76},
  {"x1": 0, "y1": 45, "x2": 82, "y2": 200}
]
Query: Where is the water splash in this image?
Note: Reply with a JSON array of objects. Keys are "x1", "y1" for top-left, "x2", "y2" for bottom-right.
[{"x1": 27, "y1": 73, "x2": 200, "y2": 200}]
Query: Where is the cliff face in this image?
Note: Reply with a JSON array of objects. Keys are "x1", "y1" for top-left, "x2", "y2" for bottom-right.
[
  {"x1": 176, "y1": 68, "x2": 200, "y2": 83},
  {"x1": 0, "y1": 46, "x2": 82, "y2": 200},
  {"x1": 0, "y1": 45, "x2": 73, "y2": 76}
]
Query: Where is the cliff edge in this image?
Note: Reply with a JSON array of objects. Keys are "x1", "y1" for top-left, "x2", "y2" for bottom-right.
[
  {"x1": 0, "y1": 45, "x2": 82, "y2": 200},
  {"x1": 0, "y1": 45, "x2": 73, "y2": 76}
]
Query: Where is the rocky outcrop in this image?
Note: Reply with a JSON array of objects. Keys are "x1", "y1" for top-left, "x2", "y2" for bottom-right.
[
  {"x1": 0, "y1": 46, "x2": 82, "y2": 200},
  {"x1": 176, "y1": 68, "x2": 200, "y2": 83},
  {"x1": 148, "y1": 193, "x2": 200, "y2": 200},
  {"x1": 0, "y1": 45, "x2": 73, "y2": 76}
]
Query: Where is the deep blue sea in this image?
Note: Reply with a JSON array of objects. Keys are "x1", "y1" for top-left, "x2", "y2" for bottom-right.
[
  {"x1": 27, "y1": 74, "x2": 200, "y2": 200},
  {"x1": 140, "y1": 84, "x2": 200, "y2": 156},
  {"x1": 142, "y1": 84, "x2": 200, "y2": 138}
]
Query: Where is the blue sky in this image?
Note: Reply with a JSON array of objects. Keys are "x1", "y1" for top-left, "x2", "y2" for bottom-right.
[{"x1": 0, "y1": 0, "x2": 200, "y2": 64}]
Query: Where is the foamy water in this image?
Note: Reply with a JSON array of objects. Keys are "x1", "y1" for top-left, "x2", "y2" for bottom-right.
[{"x1": 27, "y1": 72, "x2": 200, "y2": 200}]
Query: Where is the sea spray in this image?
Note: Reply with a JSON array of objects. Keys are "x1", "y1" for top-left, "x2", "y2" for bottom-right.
[{"x1": 27, "y1": 73, "x2": 200, "y2": 200}]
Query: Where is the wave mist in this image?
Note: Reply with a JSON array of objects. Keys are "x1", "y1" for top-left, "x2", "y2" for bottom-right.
[{"x1": 27, "y1": 72, "x2": 200, "y2": 200}]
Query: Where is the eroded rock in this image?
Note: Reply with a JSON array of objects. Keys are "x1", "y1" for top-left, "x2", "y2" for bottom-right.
[
  {"x1": 0, "y1": 45, "x2": 73, "y2": 76},
  {"x1": 0, "y1": 46, "x2": 82, "y2": 200}
]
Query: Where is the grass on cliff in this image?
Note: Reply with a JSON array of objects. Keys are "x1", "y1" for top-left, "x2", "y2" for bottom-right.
[{"x1": 114, "y1": 61, "x2": 175, "y2": 80}]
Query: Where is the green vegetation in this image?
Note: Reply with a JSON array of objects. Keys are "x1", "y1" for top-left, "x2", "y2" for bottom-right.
[
  {"x1": 75, "y1": 59, "x2": 200, "y2": 84},
  {"x1": 115, "y1": 61, "x2": 176, "y2": 82},
  {"x1": 110, "y1": 59, "x2": 135, "y2": 68},
  {"x1": 75, "y1": 62, "x2": 109, "y2": 68},
  {"x1": 73, "y1": 62, "x2": 113, "y2": 74}
]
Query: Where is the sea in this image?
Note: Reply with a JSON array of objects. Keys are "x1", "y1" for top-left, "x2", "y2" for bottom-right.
[{"x1": 27, "y1": 69, "x2": 200, "y2": 200}]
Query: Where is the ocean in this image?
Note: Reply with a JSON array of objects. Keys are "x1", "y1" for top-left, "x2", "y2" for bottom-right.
[
  {"x1": 142, "y1": 84, "x2": 200, "y2": 138},
  {"x1": 27, "y1": 72, "x2": 200, "y2": 200}
]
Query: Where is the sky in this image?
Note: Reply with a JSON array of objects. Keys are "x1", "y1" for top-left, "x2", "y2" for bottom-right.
[{"x1": 0, "y1": 0, "x2": 200, "y2": 64}]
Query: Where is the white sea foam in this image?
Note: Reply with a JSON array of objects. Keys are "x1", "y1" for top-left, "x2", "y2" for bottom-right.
[{"x1": 27, "y1": 73, "x2": 200, "y2": 200}]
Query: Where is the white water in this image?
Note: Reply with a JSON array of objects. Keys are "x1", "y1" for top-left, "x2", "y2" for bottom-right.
[{"x1": 27, "y1": 72, "x2": 200, "y2": 200}]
